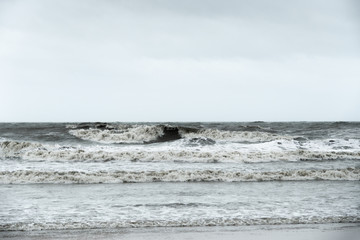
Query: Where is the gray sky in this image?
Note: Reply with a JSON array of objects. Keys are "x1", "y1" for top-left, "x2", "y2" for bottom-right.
[{"x1": 1, "y1": 0, "x2": 359, "y2": 122}]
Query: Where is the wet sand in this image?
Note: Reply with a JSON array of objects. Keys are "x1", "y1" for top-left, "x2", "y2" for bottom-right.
[{"x1": 1, "y1": 223, "x2": 359, "y2": 240}]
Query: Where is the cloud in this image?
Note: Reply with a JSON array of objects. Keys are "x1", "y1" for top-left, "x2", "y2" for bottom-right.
[{"x1": 0, "y1": 0, "x2": 359, "y2": 121}]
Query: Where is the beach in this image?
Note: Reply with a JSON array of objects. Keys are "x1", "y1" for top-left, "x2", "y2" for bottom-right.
[{"x1": 1, "y1": 224, "x2": 359, "y2": 240}]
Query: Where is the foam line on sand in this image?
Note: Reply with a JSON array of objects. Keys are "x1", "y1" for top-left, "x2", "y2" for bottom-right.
[{"x1": 1, "y1": 223, "x2": 359, "y2": 240}]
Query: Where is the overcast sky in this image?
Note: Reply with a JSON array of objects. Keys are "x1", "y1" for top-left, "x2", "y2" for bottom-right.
[{"x1": 0, "y1": 0, "x2": 359, "y2": 122}]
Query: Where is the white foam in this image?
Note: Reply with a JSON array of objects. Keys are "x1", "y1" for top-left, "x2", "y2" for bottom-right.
[
  {"x1": 2, "y1": 139, "x2": 360, "y2": 163},
  {"x1": 1, "y1": 216, "x2": 359, "y2": 231},
  {"x1": 301, "y1": 138, "x2": 360, "y2": 151},
  {"x1": 1, "y1": 168, "x2": 358, "y2": 184},
  {"x1": 180, "y1": 128, "x2": 291, "y2": 142},
  {"x1": 68, "y1": 125, "x2": 164, "y2": 143},
  {"x1": 0, "y1": 141, "x2": 44, "y2": 158},
  {"x1": 20, "y1": 146, "x2": 360, "y2": 163},
  {"x1": 67, "y1": 124, "x2": 292, "y2": 144}
]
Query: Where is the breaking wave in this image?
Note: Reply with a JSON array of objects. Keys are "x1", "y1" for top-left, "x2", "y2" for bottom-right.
[
  {"x1": 67, "y1": 124, "x2": 290, "y2": 144},
  {"x1": 180, "y1": 128, "x2": 290, "y2": 143},
  {"x1": 0, "y1": 141, "x2": 44, "y2": 158},
  {"x1": 2, "y1": 216, "x2": 359, "y2": 231},
  {"x1": 1, "y1": 140, "x2": 360, "y2": 163},
  {"x1": 21, "y1": 148, "x2": 360, "y2": 163},
  {"x1": 68, "y1": 125, "x2": 165, "y2": 144},
  {"x1": 1, "y1": 168, "x2": 359, "y2": 184}
]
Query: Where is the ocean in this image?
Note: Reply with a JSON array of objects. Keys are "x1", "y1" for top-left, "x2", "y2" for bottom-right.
[{"x1": 0, "y1": 122, "x2": 359, "y2": 232}]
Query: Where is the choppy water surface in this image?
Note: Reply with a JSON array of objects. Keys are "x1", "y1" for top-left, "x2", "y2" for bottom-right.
[{"x1": 0, "y1": 122, "x2": 359, "y2": 230}]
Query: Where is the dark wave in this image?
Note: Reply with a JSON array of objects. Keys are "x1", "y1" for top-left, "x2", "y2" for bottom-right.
[
  {"x1": 145, "y1": 126, "x2": 182, "y2": 143},
  {"x1": 67, "y1": 124, "x2": 201, "y2": 144}
]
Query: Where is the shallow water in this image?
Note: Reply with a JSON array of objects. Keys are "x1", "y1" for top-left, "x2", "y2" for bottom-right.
[{"x1": 1, "y1": 181, "x2": 359, "y2": 230}]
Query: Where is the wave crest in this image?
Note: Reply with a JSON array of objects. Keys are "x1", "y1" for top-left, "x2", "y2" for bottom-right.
[
  {"x1": 20, "y1": 148, "x2": 360, "y2": 163},
  {"x1": 67, "y1": 124, "x2": 289, "y2": 144},
  {"x1": 181, "y1": 128, "x2": 289, "y2": 142},
  {"x1": 68, "y1": 125, "x2": 165, "y2": 144},
  {"x1": 0, "y1": 141, "x2": 44, "y2": 158},
  {"x1": 2, "y1": 139, "x2": 360, "y2": 163},
  {"x1": 1, "y1": 168, "x2": 358, "y2": 184}
]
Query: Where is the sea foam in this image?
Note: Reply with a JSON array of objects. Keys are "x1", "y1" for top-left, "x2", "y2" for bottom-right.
[
  {"x1": 2, "y1": 216, "x2": 359, "y2": 231},
  {"x1": 1, "y1": 168, "x2": 359, "y2": 184}
]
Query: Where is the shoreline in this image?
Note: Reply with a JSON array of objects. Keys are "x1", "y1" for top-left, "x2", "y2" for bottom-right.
[{"x1": 1, "y1": 223, "x2": 359, "y2": 240}]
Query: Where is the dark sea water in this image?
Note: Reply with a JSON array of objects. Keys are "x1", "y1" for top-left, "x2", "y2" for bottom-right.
[{"x1": 0, "y1": 122, "x2": 359, "y2": 231}]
